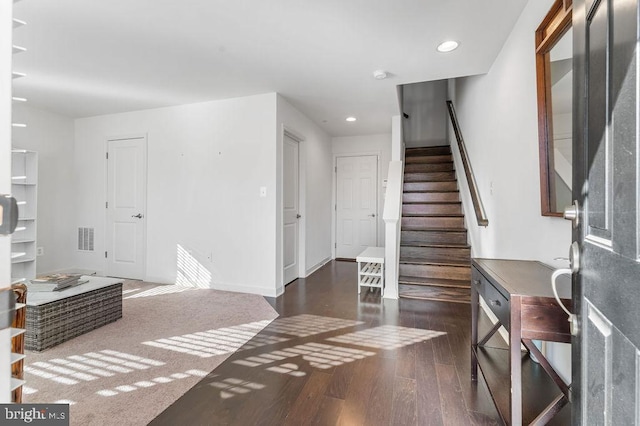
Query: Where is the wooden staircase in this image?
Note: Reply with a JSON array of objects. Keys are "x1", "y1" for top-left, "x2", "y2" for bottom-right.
[{"x1": 399, "y1": 145, "x2": 471, "y2": 303}]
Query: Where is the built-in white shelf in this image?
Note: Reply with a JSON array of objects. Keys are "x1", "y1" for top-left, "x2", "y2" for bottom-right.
[
  {"x1": 12, "y1": 45, "x2": 26, "y2": 54},
  {"x1": 11, "y1": 123, "x2": 27, "y2": 128},
  {"x1": 10, "y1": 353, "x2": 26, "y2": 365},
  {"x1": 12, "y1": 18, "x2": 26, "y2": 29},
  {"x1": 12, "y1": 257, "x2": 35, "y2": 265},
  {"x1": 12, "y1": 96, "x2": 27, "y2": 102},
  {"x1": 11, "y1": 252, "x2": 26, "y2": 260},
  {"x1": 11, "y1": 239, "x2": 34, "y2": 244},
  {"x1": 10, "y1": 328, "x2": 26, "y2": 339},
  {"x1": 10, "y1": 378, "x2": 26, "y2": 392},
  {"x1": 12, "y1": 71, "x2": 26, "y2": 79}
]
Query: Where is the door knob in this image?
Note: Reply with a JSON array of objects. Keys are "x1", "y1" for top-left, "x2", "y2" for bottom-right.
[
  {"x1": 369, "y1": 214, "x2": 376, "y2": 217},
  {"x1": 563, "y1": 200, "x2": 580, "y2": 227},
  {"x1": 132, "y1": 213, "x2": 143, "y2": 219},
  {"x1": 296, "y1": 214, "x2": 301, "y2": 219}
]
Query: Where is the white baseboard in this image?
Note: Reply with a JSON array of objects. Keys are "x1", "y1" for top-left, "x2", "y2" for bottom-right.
[
  {"x1": 41, "y1": 267, "x2": 101, "y2": 277},
  {"x1": 211, "y1": 281, "x2": 281, "y2": 298},
  {"x1": 305, "y1": 256, "x2": 331, "y2": 277}
]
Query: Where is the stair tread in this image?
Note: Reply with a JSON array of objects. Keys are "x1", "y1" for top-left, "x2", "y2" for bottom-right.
[
  {"x1": 406, "y1": 145, "x2": 450, "y2": 149},
  {"x1": 403, "y1": 190, "x2": 460, "y2": 193},
  {"x1": 399, "y1": 257, "x2": 470, "y2": 267},
  {"x1": 398, "y1": 285, "x2": 470, "y2": 303},
  {"x1": 402, "y1": 227, "x2": 467, "y2": 232},
  {"x1": 400, "y1": 242, "x2": 470, "y2": 249},
  {"x1": 403, "y1": 201, "x2": 461, "y2": 205},
  {"x1": 403, "y1": 214, "x2": 464, "y2": 218},
  {"x1": 404, "y1": 178, "x2": 458, "y2": 185},
  {"x1": 398, "y1": 276, "x2": 471, "y2": 288}
]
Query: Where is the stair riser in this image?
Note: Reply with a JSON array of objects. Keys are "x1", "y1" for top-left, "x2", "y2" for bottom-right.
[
  {"x1": 402, "y1": 216, "x2": 465, "y2": 228},
  {"x1": 401, "y1": 246, "x2": 470, "y2": 262},
  {"x1": 403, "y1": 203, "x2": 462, "y2": 215},
  {"x1": 404, "y1": 162, "x2": 454, "y2": 173},
  {"x1": 404, "y1": 172, "x2": 456, "y2": 182},
  {"x1": 405, "y1": 146, "x2": 452, "y2": 156},
  {"x1": 399, "y1": 263, "x2": 471, "y2": 281},
  {"x1": 403, "y1": 192, "x2": 460, "y2": 203},
  {"x1": 401, "y1": 230, "x2": 468, "y2": 245},
  {"x1": 404, "y1": 182, "x2": 458, "y2": 192}
]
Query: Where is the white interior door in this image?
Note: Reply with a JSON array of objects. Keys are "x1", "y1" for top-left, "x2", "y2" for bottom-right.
[
  {"x1": 336, "y1": 155, "x2": 377, "y2": 258},
  {"x1": 106, "y1": 137, "x2": 147, "y2": 279},
  {"x1": 283, "y1": 135, "x2": 299, "y2": 285}
]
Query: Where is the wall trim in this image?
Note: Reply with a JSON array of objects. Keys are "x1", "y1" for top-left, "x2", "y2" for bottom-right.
[
  {"x1": 212, "y1": 281, "x2": 282, "y2": 298},
  {"x1": 305, "y1": 256, "x2": 331, "y2": 277}
]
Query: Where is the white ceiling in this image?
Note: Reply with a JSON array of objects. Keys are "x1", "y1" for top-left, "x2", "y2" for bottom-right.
[{"x1": 12, "y1": 0, "x2": 527, "y2": 137}]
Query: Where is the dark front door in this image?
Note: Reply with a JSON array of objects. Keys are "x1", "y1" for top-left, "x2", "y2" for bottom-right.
[{"x1": 573, "y1": 0, "x2": 640, "y2": 423}]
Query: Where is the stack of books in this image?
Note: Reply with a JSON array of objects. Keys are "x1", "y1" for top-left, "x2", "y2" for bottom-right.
[{"x1": 28, "y1": 273, "x2": 85, "y2": 292}]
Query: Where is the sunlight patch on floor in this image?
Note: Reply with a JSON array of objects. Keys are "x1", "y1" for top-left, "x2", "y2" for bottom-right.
[
  {"x1": 95, "y1": 369, "x2": 208, "y2": 398},
  {"x1": 25, "y1": 350, "x2": 165, "y2": 386},
  {"x1": 266, "y1": 363, "x2": 306, "y2": 377},
  {"x1": 326, "y1": 325, "x2": 446, "y2": 350},
  {"x1": 141, "y1": 320, "x2": 283, "y2": 358},
  {"x1": 233, "y1": 342, "x2": 376, "y2": 371},
  {"x1": 263, "y1": 314, "x2": 363, "y2": 337},
  {"x1": 209, "y1": 377, "x2": 266, "y2": 400}
]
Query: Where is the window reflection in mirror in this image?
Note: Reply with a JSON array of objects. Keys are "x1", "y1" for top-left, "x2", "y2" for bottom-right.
[
  {"x1": 549, "y1": 28, "x2": 572, "y2": 212},
  {"x1": 535, "y1": 0, "x2": 572, "y2": 217}
]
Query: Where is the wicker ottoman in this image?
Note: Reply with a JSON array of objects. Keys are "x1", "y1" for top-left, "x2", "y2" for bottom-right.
[{"x1": 25, "y1": 277, "x2": 123, "y2": 352}]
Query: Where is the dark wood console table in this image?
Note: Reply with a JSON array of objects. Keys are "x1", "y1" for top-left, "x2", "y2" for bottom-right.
[{"x1": 471, "y1": 259, "x2": 572, "y2": 425}]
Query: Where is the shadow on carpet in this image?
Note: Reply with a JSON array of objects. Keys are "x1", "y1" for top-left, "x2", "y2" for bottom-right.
[{"x1": 22, "y1": 280, "x2": 279, "y2": 426}]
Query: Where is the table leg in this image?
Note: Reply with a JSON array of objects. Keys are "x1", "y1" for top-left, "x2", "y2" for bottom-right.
[
  {"x1": 471, "y1": 281, "x2": 479, "y2": 381},
  {"x1": 510, "y1": 296, "x2": 522, "y2": 426}
]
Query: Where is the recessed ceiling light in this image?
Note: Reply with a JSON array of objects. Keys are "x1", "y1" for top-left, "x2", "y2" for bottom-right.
[
  {"x1": 346, "y1": 117, "x2": 357, "y2": 122},
  {"x1": 437, "y1": 40, "x2": 459, "y2": 53}
]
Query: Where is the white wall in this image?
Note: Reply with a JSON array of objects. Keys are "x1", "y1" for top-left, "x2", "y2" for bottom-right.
[
  {"x1": 276, "y1": 95, "x2": 333, "y2": 282},
  {"x1": 391, "y1": 115, "x2": 403, "y2": 161},
  {"x1": 448, "y1": 0, "x2": 571, "y2": 381},
  {"x1": 449, "y1": 0, "x2": 570, "y2": 264},
  {"x1": 74, "y1": 93, "x2": 280, "y2": 296},
  {"x1": 12, "y1": 104, "x2": 76, "y2": 274},
  {"x1": 332, "y1": 133, "x2": 392, "y2": 250}
]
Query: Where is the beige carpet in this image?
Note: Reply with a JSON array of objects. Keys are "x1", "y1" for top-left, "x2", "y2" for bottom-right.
[{"x1": 22, "y1": 280, "x2": 279, "y2": 426}]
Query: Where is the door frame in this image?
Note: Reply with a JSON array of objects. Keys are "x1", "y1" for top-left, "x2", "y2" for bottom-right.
[
  {"x1": 280, "y1": 126, "x2": 305, "y2": 290},
  {"x1": 332, "y1": 151, "x2": 381, "y2": 259},
  {"x1": 104, "y1": 134, "x2": 148, "y2": 279}
]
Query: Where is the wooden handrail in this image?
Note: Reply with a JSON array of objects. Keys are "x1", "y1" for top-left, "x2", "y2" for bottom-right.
[{"x1": 446, "y1": 100, "x2": 489, "y2": 227}]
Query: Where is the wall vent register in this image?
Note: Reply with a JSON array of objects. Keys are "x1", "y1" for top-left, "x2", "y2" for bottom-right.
[{"x1": 78, "y1": 227, "x2": 95, "y2": 251}]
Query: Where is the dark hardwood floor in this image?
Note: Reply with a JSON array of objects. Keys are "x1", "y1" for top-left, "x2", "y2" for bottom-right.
[{"x1": 150, "y1": 261, "x2": 566, "y2": 425}]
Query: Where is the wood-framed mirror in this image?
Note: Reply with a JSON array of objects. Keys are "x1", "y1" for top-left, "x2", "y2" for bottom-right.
[{"x1": 535, "y1": 0, "x2": 572, "y2": 216}]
